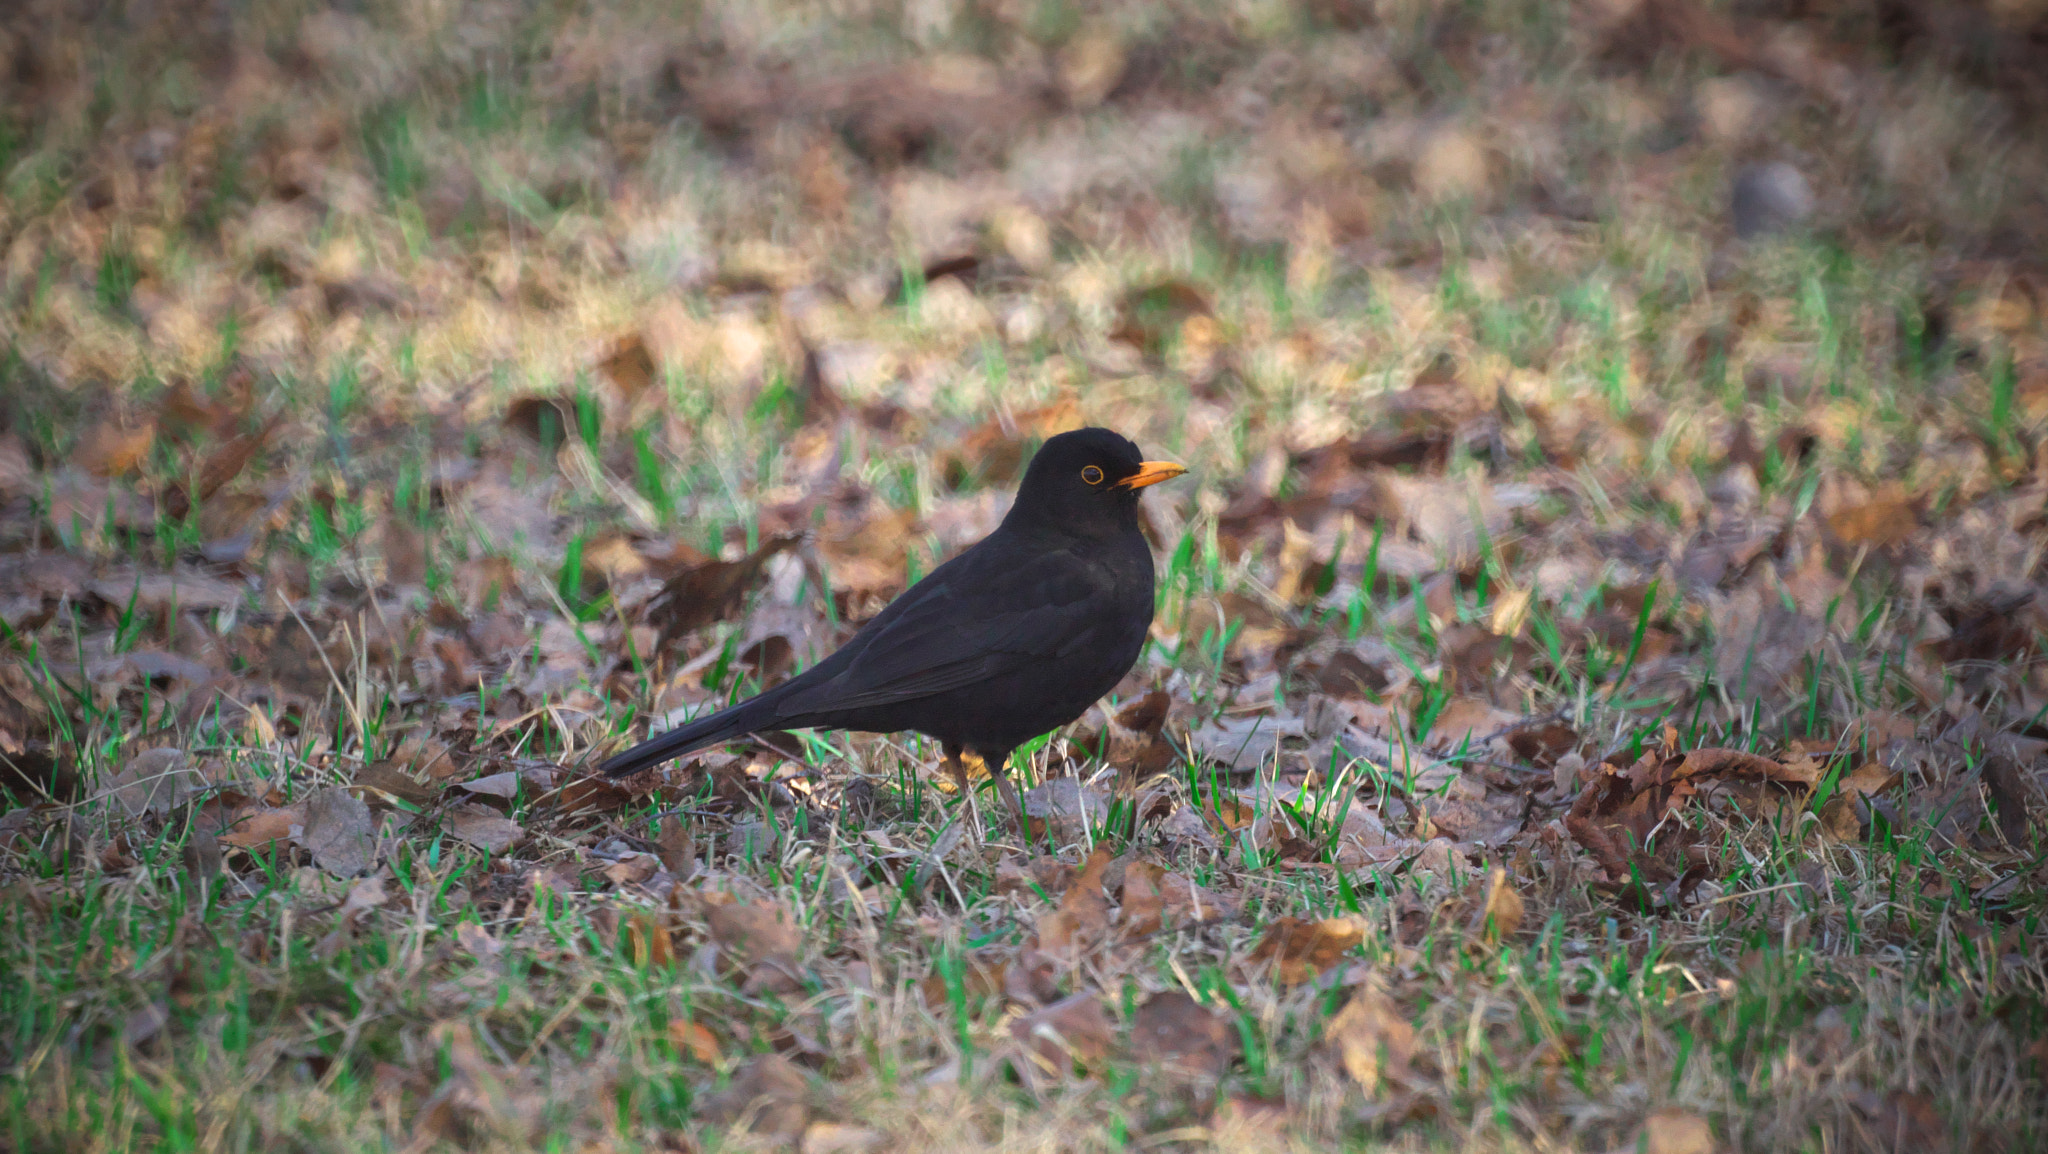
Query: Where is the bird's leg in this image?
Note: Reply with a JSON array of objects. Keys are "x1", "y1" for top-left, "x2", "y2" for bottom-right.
[
  {"x1": 985, "y1": 749, "x2": 1027, "y2": 841},
  {"x1": 941, "y1": 742, "x2": 971, "y2": 795},
  {"x1": 941, "y1": 741, "x2": 985, "y2": 841}
]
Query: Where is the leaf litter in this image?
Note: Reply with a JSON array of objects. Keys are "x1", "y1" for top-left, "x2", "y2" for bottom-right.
[{"x1": 3, "y1": 2, "x2": 2047, "y2": 1152}]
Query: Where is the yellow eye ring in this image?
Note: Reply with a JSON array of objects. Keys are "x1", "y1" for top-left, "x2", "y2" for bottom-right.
[{"x1": 1081, "y1": 465, "x2": 1104, "y2": 485}]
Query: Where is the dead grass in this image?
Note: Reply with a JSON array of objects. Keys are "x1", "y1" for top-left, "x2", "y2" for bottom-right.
[{"x1": 3, "y1": 1, "x2": 2047, "y2": 1151}]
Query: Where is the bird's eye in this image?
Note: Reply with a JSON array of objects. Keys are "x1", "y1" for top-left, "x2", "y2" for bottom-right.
[{"x1": 1081, "y1": 465, "x2": 1104, "y2": 485}]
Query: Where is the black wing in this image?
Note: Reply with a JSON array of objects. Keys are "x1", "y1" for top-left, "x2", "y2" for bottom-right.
[{"x1": 774, "y1": 545, "x2": 1112, "y2": 717}]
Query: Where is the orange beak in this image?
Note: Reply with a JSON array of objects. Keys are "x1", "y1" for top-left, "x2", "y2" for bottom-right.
[{"x1": 1117, "y1": 461, "x2": 1188, "y2": 490}]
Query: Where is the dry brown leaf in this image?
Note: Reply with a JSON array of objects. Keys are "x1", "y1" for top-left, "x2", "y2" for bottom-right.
[
  {"x1": 1326, "y1": 981, "x2": 1414, "y2": 1092},
  {"x1": 919, "y1": 953, "x2": 1009, "y2": 1009},
  {"x1": 1130, "y1": 990, "x2": 1236, "y2": 1083},
  {"x1": 299, "y1": 786, "x2": 375, "y2": 876},
  {"x1": 666, "y1": 1018, "x2": 721, "y2": 1064},
  {"x1": 100, "y1": 747, "x2": 201, "y2": 817},
  {"x1": 1035, "y1": 845, "x2": 1115, "y2": 955},
  {"x1": 1010, "y1": 992, "x2": 1113, "y2": 1074},
  {"x1": 1110, "y1": 281, "x2": 1213, "y2": 356},
  {"x1": 707, "y1": 899, "x2": 804, "y2": 993},
  {"x1": 354, "y1": 760, "x2": 438, "y2": 809},
  {"x1": 1477, "y1": 867, "x2": 1524, "y2": 943},
  {"x1": 626, "y1": 910, "x2": 675, "y2": 968},
  {"x1": 1119, "y1": 859, "x2": 1166, "y2": 938},
  {"x1": 700, "y1": 1053, "x2": 809, "y2": 1144},
  {"x1": 1056, "y1": 26, "x2": 1127, "y2": 109},
  {"x1": 1247, "y1": 916, "x2": 1365, "y2": 985},
  {"x1": 445, "y1": 803, "x2": 522, "y2": 853},
  {"x1": 599, "y1": 332, "x2": 658, "y2": 402},
  {"x1": 655, "y1": 814, "x2": 695, "y2": 878},
  {"x1": 646, "y1": 534, "x2": 800, "y2": 645},
  {"x1": 1826, "y1": 493, "x2": 1918, "y2": 548},
  {"x1": 938, "y1": 399, "x2": 1083, "y2": 489},
  {"x1": 76, "y1": 421, "x2": 155, "y2": 478},
  {"x1": 217, "y1": 806, "x2": 300, "y2": 850},
  {"x1": 196, "y1": 414, "x2": 281, "y2": 501},
  {"x1": 1159, "y1": 869, "x2": 1240, "y2": 924},
  {"x1": 1640, "y1": 1107, "x2": 1716, "y2": 1154},
  {"x1": 1423, "y1": 697, "x2": 1525, "y2": 753},
  {"x1": 799, "y1": 1122, "x2": 886, "y2": 1154}
]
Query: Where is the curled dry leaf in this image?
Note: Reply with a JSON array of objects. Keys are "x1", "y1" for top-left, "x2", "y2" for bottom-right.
[
  {"x1": 1568, "y1": 745, "x2": 1823, "y2": 892},
  {"x1": 1247, "y1": 916, "x2": 1365, "y2": 985},
  {"x1": 625, "y1": 911, "x2": 674, "y2": 968},
  {"x1": 1476, "y1": 867, "x2": 1525, "y2": 943}
]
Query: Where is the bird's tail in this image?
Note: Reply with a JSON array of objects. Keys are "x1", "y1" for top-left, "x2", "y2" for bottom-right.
[{"x1": 598, "y1": 695, "x2": 779, "y2": 778}]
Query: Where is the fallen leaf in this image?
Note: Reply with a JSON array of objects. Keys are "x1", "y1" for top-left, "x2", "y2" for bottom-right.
[
  {"x1": 445, "y1": 803, "x2": 522, "y2": 853},
  {"x1": 655, "y1": 814, "x2": 696, "y2": 878},
  {"x1": 455, "y1": 771, "x2": 522, "y2": 800},
  {"x1": 800, "y1": 1121, "x2": 886, "y2": 1154},
  {"x1": 646, "y1": 534, "x2": 800, "y2": 645},
  {"x1": 1247, "y1": 916, "x2": 1365, "y2": 985},
  {"x1": 667, "y1": 1018, "x2": 721, "y2": 1064},
  {"x1": 1640, "y1": 1107, "x2": 1716, "y2": 1154},
  {"x1": 76, "y1": 421, "x2": 155, "y2": 478},
  {"x1": 625, "y1": 910, "x2": 674, "y2": 968},
  {"x1": 100, "y1": 747, "x2": 201, "y2": 817},
  {"x1": 700, "y1": 1053, "x2": 809, "y2": 1143},
  {"x1": 1325, "y1": 981, "x2": 1414, "y2": 1092},
  {"x1": 1158, "y1": 869, "x2": 1239, "y2": 924},
  {"x1": 1010, "y1": 992, "x2": 1113, "y2": 1074},
  {"x1": 1056, "y1": 25, "x2": 1126, "y2": 109},
  {"x1": 1036, "y1": 845, "x2": 1115, "y2": 955},
  {"x1": 217, "y1": 806, "x2": 300, "y2": 850},
  {"x1": 599, "y1": 332, "x2": 658, "y2": 402},
  {"x1": 353, "y1": 760, "x2": 438, "y2": 809},
  {"x1": 1110, "y1": 280, "x2": 1212, "y2": 356},
  {"x1": 1119, "y1": 859, "x2": 1166, "y2": 938},
  {"x1": 1827, "y1": 492, "x2": 1918, "y2": 548},
  {"x1": 707, "y1": 899, "x2": 804, "y2": 993},
  {"x1": 1983, "y1": 755, "x2": 2030, "y2": 847},
  {"x1": 1130, "y1": 990, "x2": 1236, "y2": 1082},
  {"x1": 937, "y1": 399, "x2": 1083, "y2": 489},
  {"x1": 88, "y1": 568, "x2": 244, "y2": 614},
  {"x1": 1476, "y1": 867, "x2": 1524, "y2": 943},
  {"x1": 299, "y1": 786, "x2": 375, "y2": 876}
]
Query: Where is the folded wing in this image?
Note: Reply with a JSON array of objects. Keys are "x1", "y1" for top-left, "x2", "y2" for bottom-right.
[{"x1": 775, "y1": 547, "x2": 1107, "y2": 716}]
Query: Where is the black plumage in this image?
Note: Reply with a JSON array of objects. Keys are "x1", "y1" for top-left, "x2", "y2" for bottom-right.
[{"x1": 598, "y1": 428, "x2": 1185, "y2": 799}]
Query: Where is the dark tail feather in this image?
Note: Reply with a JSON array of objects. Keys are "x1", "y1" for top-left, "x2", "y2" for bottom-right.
[{"x1": 599, "y1": 696, "x2": 778, "y2": 778}]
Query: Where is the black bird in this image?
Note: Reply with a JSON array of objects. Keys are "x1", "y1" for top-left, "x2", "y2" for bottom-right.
[{"x1": 599, "y1": 428, "x2": 1186, "y2": 810}]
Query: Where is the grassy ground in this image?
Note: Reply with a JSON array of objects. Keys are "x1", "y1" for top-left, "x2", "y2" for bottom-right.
[{"x1": 2, "y1": 1, "x2": 2047, "y2": 1151}]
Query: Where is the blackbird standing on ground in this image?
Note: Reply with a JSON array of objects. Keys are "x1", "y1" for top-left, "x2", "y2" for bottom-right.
[{"x1": 599, "y1": 428, "x2": 1186, "y2": 817}]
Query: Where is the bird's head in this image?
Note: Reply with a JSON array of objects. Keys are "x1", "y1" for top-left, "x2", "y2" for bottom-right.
[{"x1": 1004, "y1": 427, "x2": 1187, "y2": 537}]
